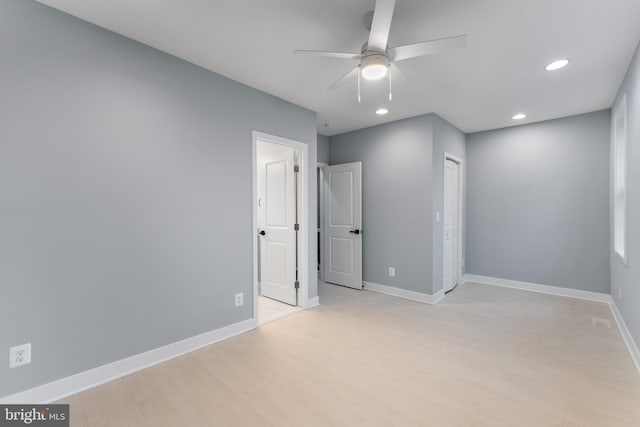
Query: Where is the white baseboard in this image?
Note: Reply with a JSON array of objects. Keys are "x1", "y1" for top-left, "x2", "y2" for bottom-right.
[
  {"x1": 609, "y1": 299, "x2": 640, "y2": 376},
  {"x1": 463, "y1": 274, "x2": 611, "y2": 303},
  {"x1": 363, "y1": 281, "x2": 444, "y2": 305},
  {"x1": 305, "y1": 296, "x2": 320, "y2": 309},
  {"x1": 431, "y1": 289, "x2": 446, "y2": 305},
  {"x1": 0, "y1": 318, "x2": 256, "y2": 404}
]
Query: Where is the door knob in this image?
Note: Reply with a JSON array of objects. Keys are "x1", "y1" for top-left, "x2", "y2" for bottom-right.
[
  {"x1": 349, "y1": 229, "x2": 361, "y2": 235},
  {"x1": 259, "y1": 230, "x2": 266, "y2": 236}
]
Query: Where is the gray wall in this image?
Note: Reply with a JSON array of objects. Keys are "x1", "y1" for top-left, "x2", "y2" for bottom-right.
[
  {"x1": 317, "y1": 134, "x2": 330, "y2": 164},
  {"x1": 466, "y1": 111, "x2": 611, "y2": 293},
  {"x1": 330, "y1": 116, "x2": 434, "y2": 294},
  {"x1": 0, "y1": 0, "x2": 317, "y2": 398},
  {"x1": 431, "y1": 115, "x2": 466, "y2": 293},
  {"x1": 329, "y1": 114, "x2": 466, "y2": 295},
  {"x1": 611, "y1": 43, "x2": 640, "y2": 345}
]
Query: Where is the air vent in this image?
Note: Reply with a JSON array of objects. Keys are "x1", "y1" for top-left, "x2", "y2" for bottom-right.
[{"x1": 592, "y1": 317, "x2": 612, "y2": 329}]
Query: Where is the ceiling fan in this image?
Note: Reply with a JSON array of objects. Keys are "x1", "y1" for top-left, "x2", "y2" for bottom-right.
[{"x1": 294, "y1": 0, "x2": 467, "y2": 97}]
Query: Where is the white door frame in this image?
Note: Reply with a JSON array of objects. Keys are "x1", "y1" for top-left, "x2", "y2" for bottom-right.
[
  {"x1": 317, "y1": 162, "x2": 328, "y2": 283},
  {"x1": 442, "y1": 152, "x2": 464, "y2": 292},
  {"x1": 252, "y1": 131, "x2": 310, "y2": 324}
]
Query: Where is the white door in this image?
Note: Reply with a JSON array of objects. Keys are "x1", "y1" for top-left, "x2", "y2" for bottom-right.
[
  {"x1": 258, "y1": 148, "x2": 297, "y2": 305},
  {"x1": 443, "y1": 159, "x2": 459, "y2": 292},
  {"x1": 323, "y1": 162, "x2": 362, "y2": 289}
]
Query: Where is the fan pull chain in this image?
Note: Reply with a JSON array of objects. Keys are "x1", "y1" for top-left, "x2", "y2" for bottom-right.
[
  {"x1": 388, "y1": 66, "x2": 392, "y2": 101},
  {"x1": 357, "y1": 67, "x2": 361, "y2": 103}
]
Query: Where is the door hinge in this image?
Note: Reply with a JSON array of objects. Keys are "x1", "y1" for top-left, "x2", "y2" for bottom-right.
[
  {"x1": 294, "y1": 165, "x2": 300, "y2": 173},
  {"x1": 294, "y1": 281, "x2": 300, "y2": 289},
  {"x1": 294, "y1": 223, "x2": 299, "y2": 231}
]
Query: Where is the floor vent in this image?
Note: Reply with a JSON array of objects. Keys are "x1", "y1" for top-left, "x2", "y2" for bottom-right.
[{"x1": 592, "y1": 317, "x2": 612, "y2": 329}]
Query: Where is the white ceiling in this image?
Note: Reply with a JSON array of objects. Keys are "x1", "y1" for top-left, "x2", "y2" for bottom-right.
[{"x1": 36, "y1": 0, "x2": 640, "y2": 136}]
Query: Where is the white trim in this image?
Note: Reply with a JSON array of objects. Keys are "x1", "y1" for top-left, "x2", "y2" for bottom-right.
[
  {"x1": 317, "y1": 164, "x2": 326, "y2": 282},
  {"x1": 444, "y1": 153, "x2": 464, "y2": 164},
  {"x1": 305, "y1": 296, "x2": 320, "y2": 308},
  {"x1": 609, "y1": 299, "x2": 640, "y2": 375},
  {"x1": 442, "y1": 152, "x2": 464, "y2": 294},
  {"x1": 612, "y1": 94, "x2": 628, "y2": 266},
  {"x1": 252, "y1": 131, "x2": 311, "y2": 321},
  {"x1": 0, "y1": 319, "x2": 255, "y2": 404},
  {"x1": 431, "y1": 290, "x2": 446, "y2": 305},
  {"x1": 463, "y1": 274, "x2": 611, "y2": 303},
  {"x1": 363, "y1": 281, "x2": 444, "y2": 305}
]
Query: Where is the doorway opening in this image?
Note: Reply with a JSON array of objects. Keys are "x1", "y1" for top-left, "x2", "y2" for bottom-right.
[
  {"x1": 442, "y1": 153, "x2": 464, "y2": 294},
  {"x1": 252, "y1": 132, "x2": 309, "y2": 326}
]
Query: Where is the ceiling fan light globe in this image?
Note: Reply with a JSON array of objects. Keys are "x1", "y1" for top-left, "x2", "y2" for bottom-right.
[
  {"x1": 361, "y1": 54, "x2": 389, "y2": 80},
  {"x1": 362, "y1": 64, "x2": 388, "y2": 80}
]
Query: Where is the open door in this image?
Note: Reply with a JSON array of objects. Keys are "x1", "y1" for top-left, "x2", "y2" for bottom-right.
[
  {"x1": 258, "y1": 148, "x2": 297, "y2": 305},
  {"x1": 443, "y1": 159, "x2": 459, "y2": 293},
  {"x1": 323, "y1": 162, "x2": 362, "y2": 289}
]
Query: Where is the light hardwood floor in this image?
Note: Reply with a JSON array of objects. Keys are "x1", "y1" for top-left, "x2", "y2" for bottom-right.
[
  {"x1": 59, "y1": 282, "x2": 640, "y2": 426},
  {"x1": 258, "y1": 295, "x2": 300, "y2": 326}
]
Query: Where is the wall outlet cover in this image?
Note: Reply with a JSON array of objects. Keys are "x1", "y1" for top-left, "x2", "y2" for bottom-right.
[
  {"x1": 389, "y1": 267, "x2": 396, "y2": 277},
  {"x1": 234, "y1": 293, "x2": 244, "y2": 307},
  {"x1": 9, "y1": 343, "x2": 31, "y2": 368}
]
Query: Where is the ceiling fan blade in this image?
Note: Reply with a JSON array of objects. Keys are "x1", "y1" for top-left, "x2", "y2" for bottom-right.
[
  {"x1": 293, "y1": 50, "x2": 361, "y2": 60},
  {"x1": 389, "y1": 35, "x2": 467, "y2": 62},
  {"x1": 390, "y1": 63, "x2": 411, "y2": 84},
  {"x1": 368, "y1": 0, "x2": 396, "y2": 53},
  {"x1": 327, "y1": 66, "x2": 360, "y2": 91}
]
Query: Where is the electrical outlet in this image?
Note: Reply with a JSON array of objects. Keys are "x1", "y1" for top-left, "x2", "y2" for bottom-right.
[
  {"x1": 389, "y1": 267, "x2": 396, "y2": 277},
  {"x1": 619, "y1": 288, "x2": 623, "y2": 300},
  {"x1": 234, "y1": 293, "x2": 244, "y2": 307},
  {"x1": 9, "y1": 343, "x2": 31, "y2": 368},
  {"x1": 436, "y1": 212, "x2": 440, "y2": 222}
]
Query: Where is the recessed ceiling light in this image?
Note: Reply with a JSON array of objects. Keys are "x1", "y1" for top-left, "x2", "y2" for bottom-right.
[
  {"x1": 376, "y1": 108, "x2": 389, "y2": 115},
  {"x1": 512, "y1": 113, "x2": 527, "y2": 120},
  {"x1": 545, "y1": 59, "x2": 570, "y2": 71}
]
